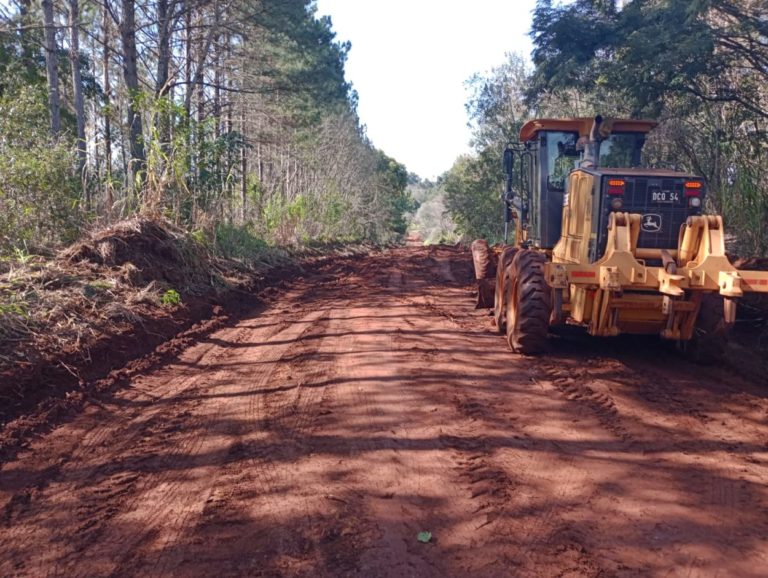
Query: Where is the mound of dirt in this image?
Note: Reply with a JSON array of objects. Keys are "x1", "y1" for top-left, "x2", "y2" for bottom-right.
[
  {"x1": 0, "y1": 218, "x2": 258, "y2": 433},
  {"x1": 62, "y1": 218, "x2": 210, "y2": 289}
]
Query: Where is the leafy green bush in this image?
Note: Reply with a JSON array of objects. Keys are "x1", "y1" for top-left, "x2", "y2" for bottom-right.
[
  {"x1": 214, "y1": 223, "x2": 268, "y2": 260},
  {"x1": 721, "y1": 166, "x2": 768, "y2": 257},
  {"x1": 443, "y1": 153, "x2": 506, "y2": 243},
  {"x1": 0, "y1": 87, "x2": 80, "y2": 253},
  {"x1": 161, "y1": 289, "x2": 182, "y2": 307}
]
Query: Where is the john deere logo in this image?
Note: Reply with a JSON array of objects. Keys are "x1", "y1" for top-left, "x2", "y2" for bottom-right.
[{"x1": 641, "y1": 214, "x2": 662, "y2": 233}]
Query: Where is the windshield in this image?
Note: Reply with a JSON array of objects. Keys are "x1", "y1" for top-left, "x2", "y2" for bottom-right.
[
  {"x1": 544, "y1": 130, "x2": 646, "y2": 190},
  {"x1": 599, "y1": 133, "x2": 644, "y2": 168}
]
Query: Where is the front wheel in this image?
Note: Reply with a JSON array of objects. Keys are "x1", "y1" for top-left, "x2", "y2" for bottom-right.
[
  {"x1": 505, "y1": 250, "x2": 552, "y2": 354},
  {"x1": 493, "y1": 246, "x2": 519, "y2": 334}
]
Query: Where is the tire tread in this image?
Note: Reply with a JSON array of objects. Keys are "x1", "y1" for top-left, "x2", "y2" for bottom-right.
[{"x1": 506, "y1": 250, "x2": 552, "y2": 354}]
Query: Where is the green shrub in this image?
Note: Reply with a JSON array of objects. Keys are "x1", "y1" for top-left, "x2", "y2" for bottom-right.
[
  {"x1": 214, "y1": 223, "x2": 268, "y2": 261},
  {"x1": 161, "y1": 289, "x2": 182, "y2": 307},
  {"x1": 0, "y1": 87, "x2": 80, "y2": 253}
]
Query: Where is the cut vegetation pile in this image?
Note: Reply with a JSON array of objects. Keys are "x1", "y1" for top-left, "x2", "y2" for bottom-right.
[
  {"x1": 62, "y1": 218, "x2": 212, "y2": 289},
  {"x1": 0, "y1": 217, "x2": 290, "y2": 430}
]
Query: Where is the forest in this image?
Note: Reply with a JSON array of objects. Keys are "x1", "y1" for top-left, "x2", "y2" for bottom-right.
[
  {"x1": 1, "y1": 0, "x2": 767, "y2": 258},
  {"x1": 0, "y1": 0, "x2": 411, "y2": 256},
  {"x1": 442, "y1": 0, "x2": 768, "y2": 258}
]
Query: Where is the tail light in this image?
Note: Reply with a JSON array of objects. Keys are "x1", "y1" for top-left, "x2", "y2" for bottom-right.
[
  {"x1": 607, "y1": 179, "x2": 626, "y2": 195},
  {"x1": 607, "y1": 179, "x2": 625, "y2": 209},
  {"x1": 684, "y1": 181, "x2": 703, "y2": 197},
  {"x1": 684, "y1": 180, "x2": 703, "y2": 208}
]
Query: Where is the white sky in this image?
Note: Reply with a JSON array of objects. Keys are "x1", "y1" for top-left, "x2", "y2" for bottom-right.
[{"x1": 315, "y1": 0, "x2": 537, "y2": 179}]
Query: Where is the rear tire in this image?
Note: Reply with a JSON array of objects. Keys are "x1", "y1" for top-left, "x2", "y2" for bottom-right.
[
  {"x1": 505, "y1": 250, "x2": 552, "y2": 354},
  {"x1": 471, "y1": 239, "x2": 496, "y2": 308},
  {"x1": 493, "y1": 247, "x2": 519, "y2": 334},
  {"x1": 471, "y1": 239, "x2": 494, "y2": 280},
  {"x1": 687, "y1": 293, "x2": 730, "y2": 364}
]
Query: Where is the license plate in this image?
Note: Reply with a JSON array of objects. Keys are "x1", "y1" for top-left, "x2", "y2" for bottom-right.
[{"x1": 651, "y1": 190, "x2": 679, "y2": 203}]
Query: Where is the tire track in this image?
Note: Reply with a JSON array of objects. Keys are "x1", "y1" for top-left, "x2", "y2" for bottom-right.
[
  {"x1": 449, "y1": 381, "x2": 599, "y2": 575},
  {"x1": 165, "y1": 297, "x2": 353, "y2": 577},
  {"x1": 0, "y1": 294, "x2": 327, "y2": 577},
  {"x1": 3, "y1": 245, "x2": 768, "y2": 578},
  {"x1": 2, "y1": 327, "x2": 246, "y2": 577},
  {"x1": 62, "y1": 316, "x2": 309, "y2": 577}
]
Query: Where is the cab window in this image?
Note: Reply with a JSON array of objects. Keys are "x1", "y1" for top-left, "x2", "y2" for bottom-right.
[
  {"x1": 546, "y1": 131, "x2": 581, "y2": 191},
  {"x1": 600, "y1": 133, "x2": 644, "y2": 168}
]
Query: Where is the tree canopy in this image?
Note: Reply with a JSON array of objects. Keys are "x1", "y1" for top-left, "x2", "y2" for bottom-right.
[
  {"x1": 530, "y1": 0, "x2": 768, "y2": 119},
  {"x1": 441, "y1": 0, "x2": 768, "y2": 255},
  {"x1": 0, "y1": 0, "x2": 413, "y2": 253}
]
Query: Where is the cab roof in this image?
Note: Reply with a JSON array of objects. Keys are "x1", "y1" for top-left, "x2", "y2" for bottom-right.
[{"x1": 519, "y1": 118, "x2": 658, "y2": 143}]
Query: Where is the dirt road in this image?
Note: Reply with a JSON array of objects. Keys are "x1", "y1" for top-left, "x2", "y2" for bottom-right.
[{"x1": 2, "y1": 246, "x2": 768, "y2": 577}]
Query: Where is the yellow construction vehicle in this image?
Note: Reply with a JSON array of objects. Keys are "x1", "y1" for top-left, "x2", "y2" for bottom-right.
[{"x1": 472, "y1": 116, "x2": 768, "y2": 354}]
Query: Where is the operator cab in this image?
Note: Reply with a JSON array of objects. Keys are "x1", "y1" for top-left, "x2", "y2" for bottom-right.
[{"x1": 506, "y1": 117, "x2": 705, "y2": 263}]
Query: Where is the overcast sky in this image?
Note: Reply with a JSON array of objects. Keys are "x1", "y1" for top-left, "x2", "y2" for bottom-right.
[{"x1": 315, "y1": 0, "x2": 537, "y2": 179}]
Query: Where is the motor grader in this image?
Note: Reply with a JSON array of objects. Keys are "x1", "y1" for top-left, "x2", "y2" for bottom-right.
[{"x1": 472, "y1": 116, "x2": 768, "y2": 354}]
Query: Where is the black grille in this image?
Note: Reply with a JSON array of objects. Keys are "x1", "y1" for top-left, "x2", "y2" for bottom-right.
[{"x1": 596, "y1": 174, "x2": 702, "y2": 260}]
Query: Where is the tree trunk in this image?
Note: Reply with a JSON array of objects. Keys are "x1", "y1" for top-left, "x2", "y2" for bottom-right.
[
  {"x1": 155, "y1": 0, "x2": 173, "y2": 150},
  {"x1": 184, "y1": 0, "x2": 227, "y2": 113},
  {"x1": 241, "y1": 105, "x2": 247, "y2": 222},
  {"x1": 213, "y1": 0, "x2": 221, "y2": 140},
  {"x1": 41, "y1": 0, "x2": 61, "y2": 134},
  {"x1": 120, "y1": 0, "x2": 145, "y2": 183},
  {"x1": 69, "y1": 0, "x2": 87, "y2": 179},
  {"x1": 184, "y1": 3, "x2": 192, "y2": 120},
  {"x1": 103, "y1": 3, "x2": 113, "y2": 215},
  {"x1": 196, "y1": 6, "x2": 206, "y2": 183},
  {"x1": 184, "y1": 1, "x2": 193, "y2": 180},
  {"x1": 155, "y1": 0, "x2": 171, "y2": 96},
  {"x1": 18, "y1": 0, "x2": 37, "y2": 80}
]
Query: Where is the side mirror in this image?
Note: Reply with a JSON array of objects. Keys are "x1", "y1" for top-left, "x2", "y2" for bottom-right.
[{"x1": 503, "y1": 148, "x2": 514, "y2": 176}]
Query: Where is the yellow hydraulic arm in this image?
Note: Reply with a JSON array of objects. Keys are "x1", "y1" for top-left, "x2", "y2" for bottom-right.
[{"x1": 545, "y1": 213, "x2": 768, "y2": 338}]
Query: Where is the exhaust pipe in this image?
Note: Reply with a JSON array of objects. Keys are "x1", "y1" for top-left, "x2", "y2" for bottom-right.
[
  {"x1": 590, "y1": 114, "x2": 604, "y2": 143},
  {"x1": 582, "y1": 115, "x2": 603, "y2": 167}
]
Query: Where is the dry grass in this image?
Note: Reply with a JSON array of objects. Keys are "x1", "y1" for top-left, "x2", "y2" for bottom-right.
[
  {"x1": 2, "y1": 254, "x2": 147, "y2": 365},
  {"x1": 0, "y1": 217, "x2": 269, "y2": 370}
]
